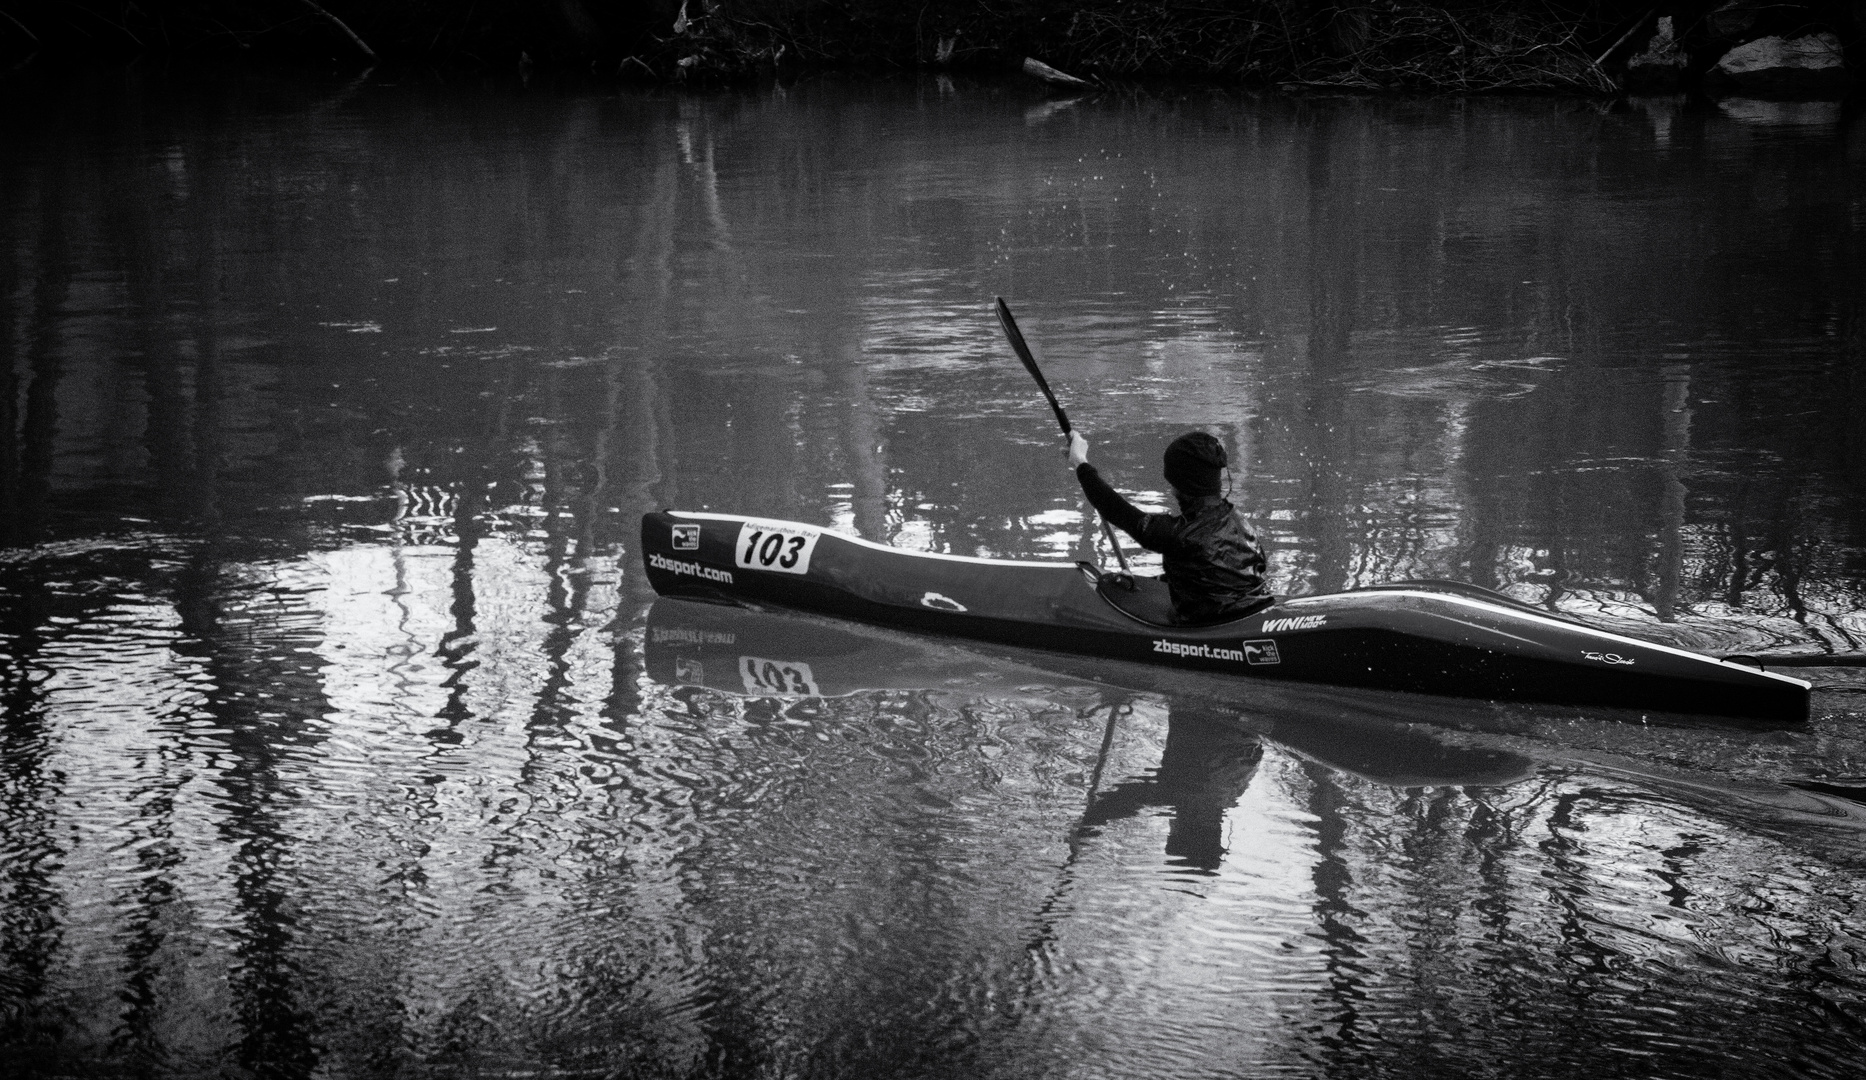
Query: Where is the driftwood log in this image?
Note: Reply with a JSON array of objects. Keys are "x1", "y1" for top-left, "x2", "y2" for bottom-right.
[{"x1": 1021, "y1": 56, "x2": 1092, "y2": 88}]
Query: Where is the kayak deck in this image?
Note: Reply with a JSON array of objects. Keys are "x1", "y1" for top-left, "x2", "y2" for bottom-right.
[{"x1": 640, "y1": 510, "x2": 1809, "y2": 722}]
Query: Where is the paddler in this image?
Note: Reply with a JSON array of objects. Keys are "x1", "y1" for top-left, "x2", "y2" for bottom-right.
[{"x1": 1068, "y1": 430, "x2": 1269, "y2": 623}]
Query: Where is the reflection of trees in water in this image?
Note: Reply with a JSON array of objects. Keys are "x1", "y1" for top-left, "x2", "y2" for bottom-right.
[
  {"x1": 1300, "y1": 762, "x2": 1866, "y2": 1075},
  {"x1": 0, "y1": 161, "x2": 74, "y2": 1054},
  {"x1": 0, "y1": 567, "x2": 65, "y2": 1065},
  {"x1": 185, "y1": 604, "x2": 325, "y2": 1077},
  {"x1": 6, "y1": 538, "x2": 1866, "y2": 1075},
  {"x1": 8, "y1": 79, "x2": 1866, "y2": 1071},
  {"x1": 6, "y1": 84, "x2": 1865, "y2": 638},
  {"x1": 0, "y1": 149, "x2": 67, "y2": 551},
  {"x1": 632, "y1": 683, "x2": 1152, "y2": 1077}
]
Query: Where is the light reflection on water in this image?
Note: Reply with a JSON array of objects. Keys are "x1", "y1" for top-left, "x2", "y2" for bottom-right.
[{"x1": 3, "y1": 70, "x2": 1866, "y2": 1077}]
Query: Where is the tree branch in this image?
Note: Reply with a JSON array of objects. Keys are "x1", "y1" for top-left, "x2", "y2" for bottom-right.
[
  {"x1": 298, "y1": 0, "x2": 375, "y2": 60},
  {"x1": 0, "y1": 8, "x2": 39, "y2": 45}
]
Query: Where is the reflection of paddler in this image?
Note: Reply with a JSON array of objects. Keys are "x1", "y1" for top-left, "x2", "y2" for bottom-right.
[
  {"x1": 1076, "y1": 710, "x2": 1263, "y2": 872},
  {"x1": 1072, "y1": 703, "x2": 1534, "y2": 873}
]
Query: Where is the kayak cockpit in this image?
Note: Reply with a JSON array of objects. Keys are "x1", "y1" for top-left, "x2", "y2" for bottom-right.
[{"x1": 1080, "y1": 563, "x2": 1276, "y2": 629}]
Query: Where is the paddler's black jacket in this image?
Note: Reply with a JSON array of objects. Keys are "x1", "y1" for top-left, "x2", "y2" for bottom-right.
[{"x1": 1076, "y1": 463, "x2": 1269, "y2": 622}]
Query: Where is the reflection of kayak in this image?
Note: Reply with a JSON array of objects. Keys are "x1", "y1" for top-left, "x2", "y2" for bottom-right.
[
  {"x1": 644, "y1": 597, "x2": 1537, "y2": 789},
  {"x1": 643, "y1": 597, "x2": 1085, "y2": 702},
  {"x1": 641, "y1": 510, "x2": 1809, "y2": 722}
]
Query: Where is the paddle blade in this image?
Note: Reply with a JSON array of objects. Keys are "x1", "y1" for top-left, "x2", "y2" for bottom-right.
[{"x1": 994, "y1": 297, "x2": 1071, "y2": 434}]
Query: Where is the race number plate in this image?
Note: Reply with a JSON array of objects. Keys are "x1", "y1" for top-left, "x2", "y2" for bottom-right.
[
  {"x1": 733, "y1": 520, "x2": 820, "y2": 576},
  {"x1": 740, "y1": 656, "x2": 819, "y2": 697}
]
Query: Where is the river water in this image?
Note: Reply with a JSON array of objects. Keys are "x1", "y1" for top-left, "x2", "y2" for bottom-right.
[{"x1": 3, "y1": 68, "x2": 1866, "y2": 1078}]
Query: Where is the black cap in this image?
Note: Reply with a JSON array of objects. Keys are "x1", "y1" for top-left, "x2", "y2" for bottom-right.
[{"x1": 1163, "y1": 432, "x2": 1226, "y2": 497}]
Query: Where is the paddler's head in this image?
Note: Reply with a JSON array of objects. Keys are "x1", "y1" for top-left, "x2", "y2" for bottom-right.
[{"x1": 1163, "y1": 431, "x2": 1227, "y2": 501}]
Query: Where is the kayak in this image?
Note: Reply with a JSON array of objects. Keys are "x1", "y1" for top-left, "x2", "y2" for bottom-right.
[{"x1": 640, "y1": 510, "x2": 1811, "y2": 722}]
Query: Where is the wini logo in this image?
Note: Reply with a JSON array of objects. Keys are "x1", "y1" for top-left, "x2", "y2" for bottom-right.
[{"x1": 1260, "y1": 614, "x2": 1327, "y2": 633}]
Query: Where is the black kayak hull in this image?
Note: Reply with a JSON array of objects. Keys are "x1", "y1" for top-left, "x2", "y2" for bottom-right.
[{"x1": 640, "y1": 510, "x2": 1810, "y2": 722}]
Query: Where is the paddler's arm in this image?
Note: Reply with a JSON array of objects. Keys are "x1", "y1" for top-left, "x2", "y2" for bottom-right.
[{"x1": 1068, "y1": 433, "x2": 1170, "y2": 552}]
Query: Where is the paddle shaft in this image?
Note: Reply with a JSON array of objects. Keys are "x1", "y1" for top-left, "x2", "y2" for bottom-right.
[{"x1": 993, "y1": 297, "x2": 1132, "y2": 574}]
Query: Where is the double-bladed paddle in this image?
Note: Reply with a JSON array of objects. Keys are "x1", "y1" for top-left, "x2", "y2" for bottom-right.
[
  {"x1": 993, "y1": 297, "x2": 1133, "y2": 576},
  {"x1": 995, "y1": 297, "x2": 1073, "y2": 435}
]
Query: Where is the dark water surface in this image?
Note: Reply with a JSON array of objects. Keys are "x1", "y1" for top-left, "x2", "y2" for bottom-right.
[{"x1": 4, "y1": 69, "x2": 1866, "y2": 1078}]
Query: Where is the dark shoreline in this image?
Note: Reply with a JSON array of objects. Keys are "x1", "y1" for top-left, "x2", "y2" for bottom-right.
[{"x1": 1, "y1": 2, "x2": 1860, "y2": 97}]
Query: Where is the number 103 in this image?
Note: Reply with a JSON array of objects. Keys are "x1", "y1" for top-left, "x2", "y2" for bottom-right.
[{"x1": 733, "y1": 522, "x2": 818, "y2": 575}]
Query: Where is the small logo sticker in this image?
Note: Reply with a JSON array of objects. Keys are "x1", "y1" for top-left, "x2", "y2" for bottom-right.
[
  {"x1": 675, "y1": 658, "x2": 706, "y2": 684},
  {"x1": 1243, "y1": 639, "x2": 1281, "y2": 665},
  {"x1": 1582, "y1": 650, "x2": 1635, "y2": 665},
  {"x1": 671, "y1": 524, "x2": 701, "y2": 550},
  {"x1": 921, "y1": 591, "x2": 967, "y2": 612}
]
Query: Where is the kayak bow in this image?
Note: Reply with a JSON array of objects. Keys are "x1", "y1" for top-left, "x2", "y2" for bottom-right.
[{"x1": 640, "y1": 510, "x2": 1810, "y2": 722}]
